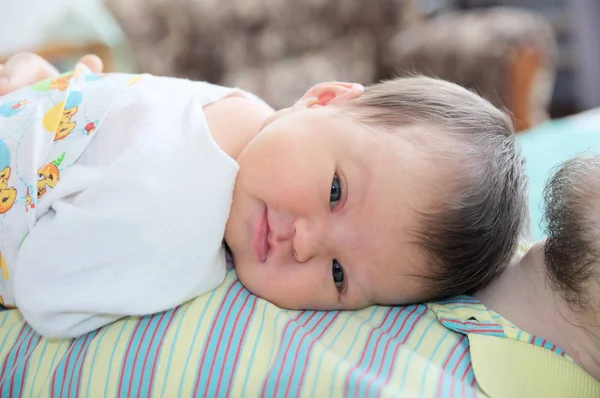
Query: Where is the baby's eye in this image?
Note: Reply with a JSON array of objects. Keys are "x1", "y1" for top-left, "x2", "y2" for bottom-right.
[
  {"x1": 332, "y1": 259, "x2": 344, "y2": 291},
  {"x1": 330, "y1": 174, "x2": 342, "y2": 208}
]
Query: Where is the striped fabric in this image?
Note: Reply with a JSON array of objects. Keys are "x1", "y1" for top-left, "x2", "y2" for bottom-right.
[{"x1": 0, "y1": 272, "x2": 491, "y2": 397}]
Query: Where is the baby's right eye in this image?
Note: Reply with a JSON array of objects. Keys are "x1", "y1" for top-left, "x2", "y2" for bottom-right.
[
  {"x1": 330, "y1": 174, "x2": 342, "y2": 209},
  {"x1": 332, "y1": 259, "x2": 344, "y2": 291}
]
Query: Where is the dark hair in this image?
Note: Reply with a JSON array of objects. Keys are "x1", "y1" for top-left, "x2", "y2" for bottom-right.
[
  {"x1": 344, "y1": 76, "x2": 528, "y2": 299},
  {"x1": 543, "y1": 155, "x2": 600, "y2": 310}
]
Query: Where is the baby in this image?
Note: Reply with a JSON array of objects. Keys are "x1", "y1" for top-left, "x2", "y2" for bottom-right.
[{"x1": 0, "y1": 53, "x2": 527, "y2": 338}]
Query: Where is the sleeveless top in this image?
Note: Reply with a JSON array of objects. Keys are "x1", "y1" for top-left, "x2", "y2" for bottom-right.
[{"x1": 0, "y1": 67, "x2": 257, "y2": 337}]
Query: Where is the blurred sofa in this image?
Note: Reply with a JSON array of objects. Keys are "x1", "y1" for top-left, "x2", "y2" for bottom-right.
[{"x1": 105, "y1": 0, "x2": 556, "y2": 131}]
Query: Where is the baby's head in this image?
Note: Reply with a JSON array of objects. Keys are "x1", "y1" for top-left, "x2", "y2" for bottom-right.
[
  {"x1": 225, "y1": 76, "x2": 527, "y2": 310},
  {"x1": 543, "y1": 155, "x2": 600, "y2": 311}
]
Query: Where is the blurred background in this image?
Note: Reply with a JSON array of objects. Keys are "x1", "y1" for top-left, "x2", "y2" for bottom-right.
[{"x1": 0, "y1": 0, "x2": 598, "y2": 132}]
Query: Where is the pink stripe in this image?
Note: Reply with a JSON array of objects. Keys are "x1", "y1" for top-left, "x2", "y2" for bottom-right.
[
  {"x1": 550, "y1": 344, "x2": 556, "y2": 352},
  {"x1": 461, "y1": 374, "x2": 466, "y2": 398},
  {"x1": 343, "y1": 307, "x2": 394, "y2": 396},
  {"x1": 529, "y1": 335, "x2": 535, "y2": 344},
  {"x1": 192, "y1": 282, "x2": 240, "y2": 398},
  {"x1": 272, "y1": 312, "x2": 318, "y2": 397},
  {"x1": 137, "y1": 312, "x2": 167, "y2": 398},
  {"x1": 147, "y1": 308, "x2": 179, "y2": 395},
  {"x1": 451, "y1": 347, "x2": 469, "y2": 376},
  {"x1": 225, "y1": 296, "x2": 258, "y2": 398},
  {"x1": 460, "y1": 362, "x2": 472, "y2": 382},
  {"x1": 295, "y1": 312, "x2": 341, "y2": 397},
  {"x1": 214, "y1": 292, "x2": 252, "y2": 397},
  {"x1": 75, "y1": 331, "x2": 99, "y2": 398},
  {"x1": 360, "y1": 307, "x2": 411, "y2": 397},
  {"x1": 283, "y1": 313, "x2": 329, "y2": 397},
  {"x1": 436, "y1": 370, "x2": 445, "y2": 398},
  {"x1": 18, "y1": 333, "x2": 42, "y2": 397},
  {"x1": 0, "y1": 325, "x2": 28, "y2": 388},
  {"x1": 67, "y1": 333, "x2": 93, "y2": 398},
  {"x1": 470, "y1": 377, "x2": 476, "y2": 387},
  {"x1": 375, "y1": 307, "x2": 428, "y2": 397},
  {"x1": 56, "y1": 338, "x2": 79, "y2": 398},
  {"x1": 12, "y1": 328, "x2": 35, "y2": 395},
  {"x1": 203, "y1": 285, "x2": 245, "y2": 398},
  {"x1": 5, "y1": 328, "x2": 37, "y2": 397},
  {"x1": 117, "y1": 319, "x2": 143, "y2": 395},
  {"x1": 436, "y1": 335, "x2": 467, "y2": 397},
  {"x1": 355, "y1": 308, "x2": 410, "y2": 398},
  {"x1": 259, "y1": 311, "x2": 305, "y2": 398},
  {"x1": 126, "y1": 318, "x2": 153, "y2": 398}
]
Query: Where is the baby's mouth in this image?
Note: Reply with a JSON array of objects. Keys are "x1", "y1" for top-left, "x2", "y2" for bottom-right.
[{"x1": 253, "y1": 204, "x2": 271, "y2": 263}]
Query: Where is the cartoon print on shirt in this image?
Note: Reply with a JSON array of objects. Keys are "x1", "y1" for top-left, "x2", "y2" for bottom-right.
[
  {"x1": 25, "y1": 187, "x2": 35, "y2": 212},
  {"x1": 37, "y1": 153, "x2": 64, "y2": 199},
  {"x1": 0, "y1": 100, "x2": 31, "y2": 118},
  {"x1": 84, "y1": 121, "x2": 97, "y2": 135},
  {"x1": 42, "y1": 91, "x2": 83, "y2": 141},
  {"x1": 54, "y1": 106, "x2": 79, "y2": 141},
  {"x1": 49, "y1": 74, "x2": 73, "y2": 91},
  {"x1": 0, "y1": 250, "x2": 7, "y2": 280},
  {"x1": 0, "y1": 166, "x2": 16, "y2": 214}
]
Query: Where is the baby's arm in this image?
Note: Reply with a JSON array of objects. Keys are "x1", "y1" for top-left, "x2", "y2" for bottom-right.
[{"x1": 0, "y1": 53, "x2": 102, "y2": 95}]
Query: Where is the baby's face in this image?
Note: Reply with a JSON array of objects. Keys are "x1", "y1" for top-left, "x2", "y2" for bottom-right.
[{"x1": 225, "y1": 106, "x2": 444, "y2": 310}]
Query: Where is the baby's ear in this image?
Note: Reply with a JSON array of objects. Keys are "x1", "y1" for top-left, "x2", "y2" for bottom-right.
[{"x1": 294, "y1": 82, "x2": 364, "y2": 110}]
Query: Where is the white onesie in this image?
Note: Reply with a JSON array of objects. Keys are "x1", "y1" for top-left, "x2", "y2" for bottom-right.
[{"x1": 0, "y1": 68, "x2": 251, "y2": 337}]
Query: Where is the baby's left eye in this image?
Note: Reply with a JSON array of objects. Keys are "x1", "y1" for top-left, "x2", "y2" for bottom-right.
[
  {"x1": 330, "y1": 174, "x2": 342, "y2": 208},
  {"x1": 332, "y1": 259, "x2": 344, "y2": 291}
]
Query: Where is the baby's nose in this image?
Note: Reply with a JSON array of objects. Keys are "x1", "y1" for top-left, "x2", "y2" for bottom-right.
[{"x1": 292, "y1": 217, "x2": 328, "y2": 263}]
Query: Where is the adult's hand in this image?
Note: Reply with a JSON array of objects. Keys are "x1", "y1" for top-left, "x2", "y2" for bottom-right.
[{"x1": 0, "y1": 53, "x2": 103, "y2": 95}]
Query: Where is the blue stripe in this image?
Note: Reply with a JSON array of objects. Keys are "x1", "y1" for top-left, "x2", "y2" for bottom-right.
[
  {"x1": 195, "y1": 282, "x2": 250, "y2": 397},
  {"x1": 447, "y1": 304, "x2": 485, "y2": 311},
  {"x1": 361, "y1": 306, "x2": 424, "y2": 397},
  {"x1": 516, "y1": 329, "x2": 524, "y2": 341},
  {"x1": 85, "y1": 326, "x2": 111, "y2": 398},
  {"x1": 205, "y1": 291, "x2": 257, "y2": 397},
  {"x1": 397, "y1": 317, "x2": 438, "y2": 394},
  {"x1": 240, "y1": 299, "x2": 269, "y2": 394},
  {"x1": 439, "y1": 366, "x2": 453, "y2": 398},
  {"x1": 102, "y1": 321, "x2": 128, "y2": 397},
  {"x1": 0, "y1": 317, "x2": 20, "y2": 355},
  {"x1": 0, "y1": 325, "x2": 37, "y2": 398},
  {"x1": 418, "y1": 329, "x2": 452, "y2": 397},
  {"x1": 51, "y1": 332, "x2": 92, "y2": 398},
  {"x1": 137, "y1": 309, "x2": 177, "y2": 398},
  {"x1": 29, "y1": 339, "x2": 50, "y2": 393},
  {"x1": 0, "y1": 309, "x2": 11, "y2": 328},
  {"x1": 346, "y1": 307, "x2": 403, "y2": 398},
  {"x1": 176, "y1": 287, "x2": 219, "y2": 398},
  {"x1": 310, "y1": 311, "x2": 357, "y2": 397},
  {"x1": 118, "y1": 308, "x2": 175, "y2": 398},
  {"x1": 441, "y1": 336, "x2": 470, "y2": 386},
  {"x1": 68, "y1": 331, "x2": 98, "y2": 398},
  {"x1": 285, "y1": 311, "x2": 339, "y2": 396},
  {"x1": 36, "y1": 332, "x2": 65, "y2": 396},
  {"x1": 262, "y1": 311, "x2": 321, "y2": 398},
  {"x1": 328, "y1": 307, "x2": 379, "y2": 398},
  {"x1": 366, "y1": 305, "x2": 429, "y2": 397},
  {"x1": 158, "y1": 300, "x2": 196, "y2": 398},
  {"x1": 117, "y1": 317, "x2": 152, "y2": 397}
]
